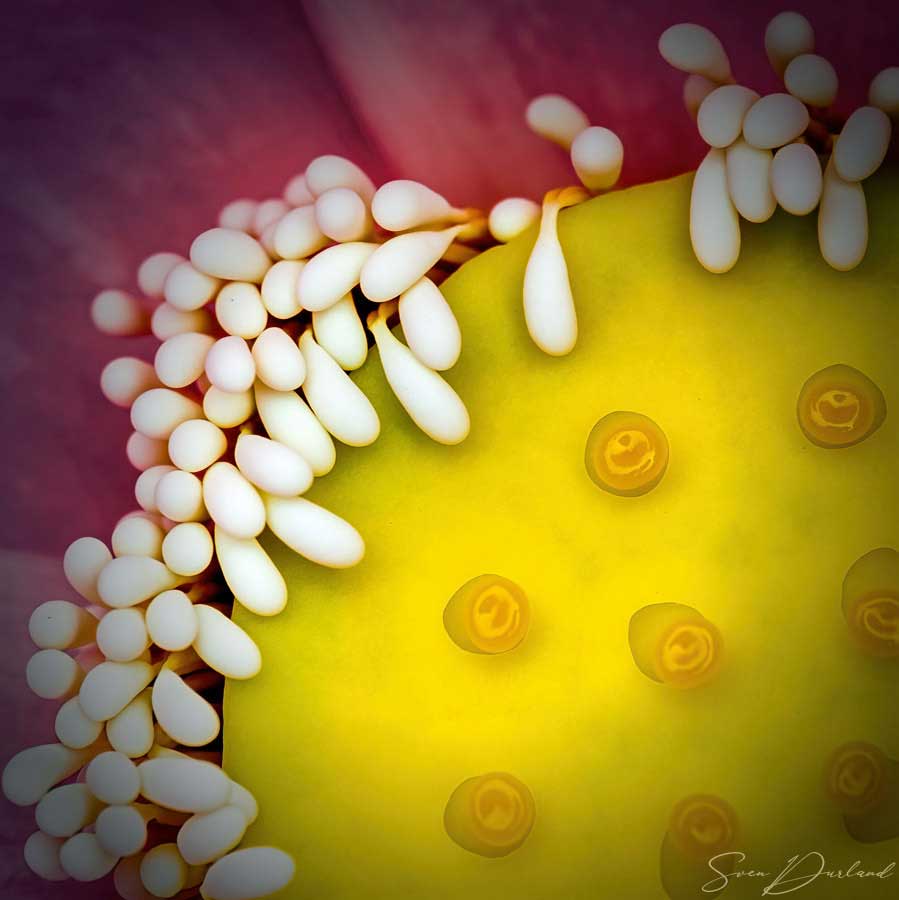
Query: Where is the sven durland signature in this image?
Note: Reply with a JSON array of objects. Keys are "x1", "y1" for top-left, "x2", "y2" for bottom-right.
[{"x1": 703, "y1": 851, "x2": 896, "y2": 895}]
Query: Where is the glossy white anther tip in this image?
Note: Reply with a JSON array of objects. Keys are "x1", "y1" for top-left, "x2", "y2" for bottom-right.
[{"x1": 658, "y1": 23, "x2": 732, "y2": 83}]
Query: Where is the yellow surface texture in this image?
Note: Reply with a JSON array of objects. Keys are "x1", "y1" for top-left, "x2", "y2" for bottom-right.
[{"x1": 227, "y1": 170, "x2": 899, "y2": 899}]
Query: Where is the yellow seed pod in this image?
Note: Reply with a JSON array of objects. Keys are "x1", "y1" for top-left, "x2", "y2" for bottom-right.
[
  {"x1": 443, "y1": 574, "x2": 530, "y2": 654},
  {"x1": 628, "y1": 602, "x2": 723, "y2": 688},
  {"x1": 824, "y1": 741, "x2": 889, "y2": 814},
  {"x1": 841, "y1": 547, "x2": 899, "y2": 657},
  {"x1": 584, "y1": 411, "x2": 669, "y2": 497},
  {"x1": 667, "y1": 793, "x2": 738, "y2": 861},
  {"x1": 443, "y1": 772, "x2": 535, "y2": 858},
  {"x1": 797, "y1": 363, "x2": 886, "y2": 448}
]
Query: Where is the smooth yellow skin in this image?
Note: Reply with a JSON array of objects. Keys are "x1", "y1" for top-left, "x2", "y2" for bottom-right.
[
  {"x1": 842, "y1": 547, "x2": 899, "y2": 657},
  {"x1": 443, "y1": 574, "x2": 530, "y2": 654},
  {"x1": 585, "y1": 410, "x2": 669, "y2": 496},
  {"x1": 443, "y1": 771, "x2": 536, "y2": 857},
  {"x1": 797, "y1": 363, "x2": 887, "y2": 448},
  {"x1": 628, "y1": 602, "x2": 722, "y2": 688},
  {"x1": 227, "y1": 170, "x2": 899, "y2": 899}
]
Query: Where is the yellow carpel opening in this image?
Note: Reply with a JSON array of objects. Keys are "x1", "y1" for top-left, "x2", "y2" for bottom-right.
[
  {"x1": 842, "y1": 547, "x2": 899, "y2": 657},
  {"x1": 585, "y1": 411, "x2": 669, "y2": 497},
  {"x1": 825, "y1": 742, "x2": 888, "y2": 814},
  {"x1": 444, "y1": 574, "x2": 530, "y2": 654},
  {"x1": 629, "y1": 602, "x2": 723, "y2": 689},
  {"x1": 444, "y1": 772, "x2": 536, "y2": 858},
  {"x1": 797, "y1": 364, "x2": 886, "y2": 448},
  {"x1": 667, "y1": 794, "x2": 737, "y2": 861}
]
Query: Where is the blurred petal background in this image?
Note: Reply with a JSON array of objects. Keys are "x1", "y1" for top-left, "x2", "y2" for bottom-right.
[{"x1": 0, "y1": 1, "x2": 896, "y2": 895}]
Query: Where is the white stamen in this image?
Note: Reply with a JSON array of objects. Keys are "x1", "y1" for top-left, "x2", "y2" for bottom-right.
[
  {"x1": 141, "y1": 843, "x2": 203, "y2": 898},
  {"x1": 203, "y1": 386, "x2": 255, "y2": 429},
  {"x1": 487, "y1": 198, "x2": 540, "y2": 243},
  {"x1": 833, "y1": 106, "x2": 892, "y2": 182},
  {"x1": 371, "y1": 180, "x2": 465, "y2": 231},
  {"x1": 106, "y1": 690, "x2": 154, "y2": 759},
  {"x1": 152, "y1": 303, "x2": 213, "y2": 341},
  {"x1": 523, "y1": 188, "x2": 584, "y2": 355},
  {"x1": 86, "y1": 751, "x2": 141, "y2": 804},
  {"x1": 95, "y1": 803, "x2": 155, "y2": 858},
  {"x1": 193, "y1": 605, "x2": 262, "y2": 680},
  {"x1": 131, "y1": 388, "x2": 203, "y2": 441},
  {"x1": 55, "y1": 696, "x2": 103, "y2": 749},
  {"x1": 200, "y1": 847, "x2": 295, "y2": 900},
  {"x1": 202, "y1": 462, "x2": 266, "y2": 539},
  {"x1": 152, "y1": 669, "x2": 220, "y2": 748},
  {"x1": 155, "y1": 469, "x2": 207, "y2": 523},
  {"x1": 161, "y1": 523, "x2": 214, "y2": 578},
  {"x1": 24, "y1": 831, "x2": 68, "y2": 882},
  {"x1": 234, "y1": 433, "x2": 313, "y2": 499},
  {"x1": 360, "y1": 227, "x2": 462, "y2": 302},
  {"x1": 63, "y1": 537, "x2": 112, "y2": 606},
  {"x1": 218, "y1": 199, "x2": 258, "y2": 232},
  {"x1": 178, "y1": 806, "x2": 248, "y2": 866},
  {"x1": 97, "y1": 555, "x2": 179, "y2": 608},
  {"x1": 2, "y1": 743, "x2": 98, "y2": 806},
  {"x1": 272, "y1": 206, "x2": 328, "y2": 260},
  {"x1": 690, "y1": 147, "x2": 740, "y2": 273},
  {"x1": 154, "y1": 332, "x2": 216, "y2": 389},
  {"x1": 658, "y1": 24, "x2": 732, "y2": 83},
  {"x1": 135, "y1": 464, "x2": 176, "y2": 512},
  {"x1": 398, "y1": 277, "x2": 461, "y2": 371},
  {"x1": 570, "y1": 126, "x2": 624, "y2": 191},
  {"x1": 818, "y1": 158, "x2": 868, "y2": 271},
  {"x1": 90, "y1": 290, "x2": 149, "y2": 337},
  {"x1": 869, "y1": 67, "x2": 899, "y2": 115},
  {"x1": 29, "y1": 600, "x2": 97, "y2": 650},
  {"x1": 260, "y1": 259, "x2": 305, "y2": 319},
  {"x1": 96, "y1": 608, "x2": 150, "y2": 662},
  {"x1": 252, "y1": 327, "x2": 306, "y2": 391},
  {"x1": 697, "y1": 85, "x2": 759, "y2": 148},
  {"x1": 26, "y1": 649, "x2": 84, "y2": 700},
  {"x1": 771, "y1": 142, "x2": 823, "y2": 215},
  {"x1": 59, "y1": 833, "x2": 119, "y2": 882},
  {"x1": 190, "y1": 228, "x2": 271, "y2": 283},
  {"x1": 297, "y1": 241, "x2": 378, "y2": 311},
  {"x1": 299, "y1": 331, "x2": 380, "y2": 446},
  {"x1": 147, "y1": 589, "x2": 200, "y2": 650},
  {"x1": 227, "y1": 782, "x2": 258, "y2": 824},
  {"x1": 254, "y1": 383, "x2": 336, "y2": 476},
  {"x1": 79, "y1": 659, "x2": 156, "y2": 721},
  {"x1": 127, "y1": 432, "x2": 170, "y2": 471},
  {"x1": 764, "y1": 11, "x2": 814, "y2": 77},
  {"x1": 315, "y1": 187, "x2": 372, "y2": 241},
  {"x1": 265, "y1": 495, "x2": 365, "y2": 569},
  {"x1": 35, "y1": 783, "x2": 103, "y2": 838},
  {"x1": 214, "y1": 525, "x2": 288, "y2": 617},
  {"x1": 742, "y1": 93, "x2": 810, "y2": 149},
  {"x1": 525, "y1": 95, "x2": 590, "y2": 149},
  {"x1": 169, "y1": 419, "x2": 227, "y2": 473},
  {"x1": 205, "y1": 336, "x2": 256, "y2": 394},
  {"x1": 214, "y1": 282, "x2": 268, "y2": 339},
  {"x1": 138, "y1": 253, "x2": 185, "y2": 299},
  {"x1": 305, "y1": 154, "x2": 376, "y2": 202},
  {"x1": 139, "y1": 757, "x2": 231, "y2": 813},
  {"x1": 101, "y1": 358, "x2": 160, "y2": 407},
  {"x1": 163, "y1": 261, "x2": 221, "y2": 312},
  {"x1": 311, "y1": 294, "x2": 369, "y2": 371},
  {"x1": 725, "y1": 139, "x2": 776, "y2": 223},
  {"x1": 369, "y1": 313, "x2": 470, "y2": 443},
  {"x1": 784, "y1": 54, "x2": 838, "y2": 107},
  {"x1": 283, "y1": 173, "x2": 314, "y2": 206},
  {"x1": 252, "y1": 199, "x2": 290, "y2": 237}
]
